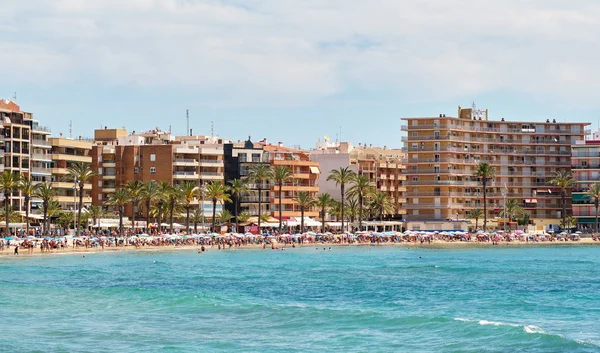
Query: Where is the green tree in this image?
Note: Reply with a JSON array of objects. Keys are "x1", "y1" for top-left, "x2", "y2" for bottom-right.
[
  {"x1": 65, "y1": 162, "x2": 96, "y2": 236},
  {"x1": 237, "y1": 211, "x2": 251, "y2": 223},
  {"x1": 166, "y1": 185, "x2": 182, "y2": 232},
  {"x1": 345, "y1": 197, "x2": 359, "y2": 224},
  {"x1": 191, "y1": 208, "x2": 203, "y2": 233},
  {"x1": 473, "y1": 162, "x2": 496, "y2": 232},
  {"x1": 347, "y1": 174, "x2": 374, "y2": 230},
  {"x1": 327, "y1": 167, "x2": 356, "y2": 233},
  {"x1": 499, "y1": 199, "x2": 525, "y2": 222},
  {"x1": 550, "y1": 170, "x2": 576, "y2": 229},
  {"x1": 369, "y1": 191, "x2": 394, "y2": 221},
  {"x1": 467, "y1": 208, "x2": 483, "y2": 230},
  {"x1": 156, "y1": 181, "x2": 171, "y2": 232},
  {"x1": 272, "y1": 166, "x2": 294, "y2": 233},
  {"x1": 588, "y1": 183, "x2": 600, "y2": 234},
  {"x1": 204, "y1": 181, "x2": 231, "y2": 233},
  {"x1": 246, "y1": 164, "x2": 273, "y2": 230},
  {"x1": 18, "y1": 177, "x2": 40, "y2": 236},
  {"x1": 316, "y1": 193, "x2": 333, "y2": 233},
  {"x1": 219, "y1": 209, "x2": 234, "y2": 224},
  {"x1": 179, "y1": 181, "x2": 199, "y2": 233},
  {"x1": 228, "y1": 178, "x2": 248, "y2": 233},
  {"x1": 0, "y1": 171, "x2": 21, "y2": 234},
  {"x1": 125, "y1": 180, "x2": 144, "y2": 233},
  {"x1": 293, "y1": 191, "x2": 315, "y2": 233},
  {"x1": 141, "y1": 181, "x2": 161, "y2": 233},
  {"x1": 35, "y1": 183, "x2": 55, "y2": 235},
  {"x1": 86, "y1": 205, "x2": 105, "y2": 232},
  {"x1": 105, "y1": 188, "x2": 131, "y2": 237}
]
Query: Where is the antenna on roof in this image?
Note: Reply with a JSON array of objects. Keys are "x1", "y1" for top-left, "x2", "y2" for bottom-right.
[
  {"x1": 12, "y1": 92, "x2": 16, "y2": 102},
  {"x1": 211, "y1": 121, "x2": 214, "y2": 137},
  {"x1": 186, "y1": 109, "x2": 190, "y2": 136},
  {"x1": 69, "y1": 120, "x2": 72, "y2": 138}
]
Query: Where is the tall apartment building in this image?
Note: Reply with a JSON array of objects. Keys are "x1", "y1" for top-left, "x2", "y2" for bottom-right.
[
  {"x1": 223, "y1": 138, "x2": 270, "y2": 218},
  {"x1": 310, "y1": 140, "x2": 407, "y2": 219},
  {"x1": 571, "y1": 134, "x2": 600, "y2": 229},
  {"x1": 0, "y1": 99, "x2": 51, "y2": 213},
  {"x1": 402, "y1": 105, "x2": 590, "y2": 228},
  {"x1": 91, "y1": 128, "x2": 226, "y2": 218},
  {"x1": 264, "y1": 143, "x2": 320, "y2": 218},
  {"x1": 49, "y1": 137, "x2": 93, "y2": 210}
]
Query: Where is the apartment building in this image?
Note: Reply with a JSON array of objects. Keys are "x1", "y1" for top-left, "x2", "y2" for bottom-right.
[
  {"x1": 0, "y1": 99, "x2": 51, "y2": 213},
  {"x1": 49, "y1": 137, "x2": 93, "y2": 210},
  {"x1": 310, "y1": 140, "x2": 407, "y2": 219},
  {"x1": 223, "y1": 138, "x2": 270, "y2": 218},
  {"x1": 571, "y1": 134, "x2": 600, "y2": 229},
  {"x1": 265, "y1": 143, "x2": 320, "y2": 218},
  {"x1": 91, "y1": 128, "x2": 226, "y2": 218},
  {"x1": 402, "y1": 105, "x2": 590, "y2": 229}
]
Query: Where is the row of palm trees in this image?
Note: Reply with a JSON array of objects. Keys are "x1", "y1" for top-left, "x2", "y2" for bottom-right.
[{"x1": 472, "y1": 163, "x2": 583, "y2": 231}]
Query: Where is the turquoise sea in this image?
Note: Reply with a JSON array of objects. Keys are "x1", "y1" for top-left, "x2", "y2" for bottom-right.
[{"x1": 1, "y1": 246, "x2": 600, "y2": 352}]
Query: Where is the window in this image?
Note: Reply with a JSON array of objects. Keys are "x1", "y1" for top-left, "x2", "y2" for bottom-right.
[
  {"x1": 412, "y1": 177, "x2": 418, "y2": 182},
  {"x1": 150, "y1": 154, "x2": 156, "y2": 162},
  {"x1": 98, "y1": 167, "x2": 102, "y2": 175},
  {"x1": 150, "y1": 167, "x2": 156, "y2": 174},
  {"x1": 98, "y1": 194, "x2": 102, "y2": 201},
  {"x1": 98, "y1": 180, "x2": 102, "y2": 187},
  {"x1": 134, "y1": 167, "x2": 139, "y2": 174},
  {"x1": 412, "y1": 210, "x2": 419, "y2": 216},
  {"x1": 412, "y1": 132, "x2": 418, "y2": 137}
]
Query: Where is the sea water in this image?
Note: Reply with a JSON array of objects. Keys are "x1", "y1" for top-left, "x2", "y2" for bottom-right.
[{"x1": 1, "y1": 246, "x2": 600, "y2": 352}]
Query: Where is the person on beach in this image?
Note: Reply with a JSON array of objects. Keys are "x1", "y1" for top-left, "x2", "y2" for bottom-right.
[{"x1": 14, "y1": 245, "x2": 18, "y2": 255}]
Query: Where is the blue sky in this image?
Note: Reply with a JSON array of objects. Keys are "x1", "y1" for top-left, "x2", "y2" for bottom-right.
[{"x1": 3, "y1": 0, "x2": 600, "y2": 148}]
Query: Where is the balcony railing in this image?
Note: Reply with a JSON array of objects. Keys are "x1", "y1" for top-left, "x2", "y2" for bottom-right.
[{"x1": 31, "y1": 139, "x2": 51, "y2": 147}]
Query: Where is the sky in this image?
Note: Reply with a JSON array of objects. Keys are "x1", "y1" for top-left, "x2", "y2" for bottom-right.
[{"x1": 3, "y1": 0, "x2": 600, "y2": 148}]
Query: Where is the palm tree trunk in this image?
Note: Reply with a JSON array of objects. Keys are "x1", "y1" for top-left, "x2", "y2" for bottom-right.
[
  {"x1": 119, "y1": 208, "x2": 124, "y2": 237},
  {"x1": 475, "y1": 218, "x2": 479, "y2": 230},
  {"x1": 25, "y1": 196, "x2": 30, "y2": 236},
  {"x1": 234, "y1": 196, "x2": 239, "y2": 234},
  {"x1": 341, "y1": 184, "x2": 345, "y2": 233},
  {"x1": 595, "y1": 202, "x2": 599, "y2": 234},
  {"x1": 78, "y1": 185, "x2": 84, "y2": 236},
  {"x1": 562, "y1": 189, "x2": 567, "y2": 229},
  {"x1": 212, "y1": 199, "x2": 217, "y2": 233},
  {"x1": 5, "y1": 191, "x2": 10, "y2": 235},
  {"x1": 257, "y1": 185, "x2": 262, "y2": 231},
  {"x1": 278, "y1": 183, "x2": 283, "y2": 234},
  {"x1": 321, "y1": 207, "x2": 325, "y2": 234},
  {"x1": 482, "y1": 180, "x2": 488, "y2": 232},
  {"x1": 169, "y1": 201, "x2": 174, "y2": 232},
  {"x1": 186, "y1": 206, "x2": 191, "y2": 233},
  {"x1": 43, "y1": 201, "x2": 48, "y2": 235},
  {"x1": 301, "y1": 206, "x2": 305, "y2": 233},
  {"x1": 131, "y1": 201, "x2": 136, "y2": 235},
  {"x1": 146, "y1": 200, "x2": 151, "y2": 234},
  {"x1": 157, "y1": 204, "x2": 163, "y2": 233},
  {"x1": 358, "y1": 194, "x2": 363, "y2": 231}
]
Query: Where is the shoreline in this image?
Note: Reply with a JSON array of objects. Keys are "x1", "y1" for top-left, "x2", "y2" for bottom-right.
[{"x1": 2, "y1": 239, "x2": 600, "y2": 259}]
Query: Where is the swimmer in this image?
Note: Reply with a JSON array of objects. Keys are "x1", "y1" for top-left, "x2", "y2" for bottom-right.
[{"x1": 328, "y1": 247, "x2": 332, "y2": 251}]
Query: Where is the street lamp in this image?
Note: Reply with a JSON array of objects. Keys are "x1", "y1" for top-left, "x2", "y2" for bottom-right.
[{"x1": 501, "y1": 184, "x2": 508, "y2": 234}]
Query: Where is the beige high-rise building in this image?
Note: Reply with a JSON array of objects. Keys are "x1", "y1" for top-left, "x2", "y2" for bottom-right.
[
  {"x1": 49, "y1": 137, "x2": 93, "y2": 210},
  {"x1": 402, "y1": 105, "x2": 590, "y2": 229}
]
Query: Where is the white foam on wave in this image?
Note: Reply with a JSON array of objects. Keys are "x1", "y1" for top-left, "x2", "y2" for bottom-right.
[{"x1": 454, "y1": 318, "x2": 546, "y2": 334}]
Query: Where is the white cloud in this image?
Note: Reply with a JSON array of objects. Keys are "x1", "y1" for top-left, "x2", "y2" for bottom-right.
[{"x1": 2, "y1": 0, "x2": 600, "y2": 104}]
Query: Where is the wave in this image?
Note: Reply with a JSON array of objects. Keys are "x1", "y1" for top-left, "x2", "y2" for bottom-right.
[{"x1": 454, "y1": 317, "x2": 545, "y2": 334}]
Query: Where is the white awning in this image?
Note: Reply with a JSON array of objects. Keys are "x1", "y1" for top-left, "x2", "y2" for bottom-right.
[{"x1": 309, "y1": 166, "x2": 320, "y2": 174}]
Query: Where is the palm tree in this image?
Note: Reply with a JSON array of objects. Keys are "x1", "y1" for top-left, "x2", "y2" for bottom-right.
[
  {"x1": 105, "y1": 188, "x2": 131, "y2": 237},
  {"x1": 141, "y1": 181, "x2": 160, "y2": 233},
  {"x1": 125, "y1": 180, "x2": 144, "y2": 233},
  {"x1": 204, "y1": 181, "x2": 231, "y2": 233},
  {"x1": 246, "y1": 164, "x2": 273, "y2": 231},
  {"x1": 561, "y1": 215, "x2": 576, "y2": 230},
  {"x1": 467, "y1": 209, "x2": 483, "y2": 230},
  {"x1": 550, "y1": 170, "x2": 575, "y2": 229},
  {"x1": 499, "y1": 199, "x2": 525, "y2": 222},
  {"x1": 272, "y1": 166, "x2": 294, "y2": 233},
  {"x1": 327, "y1": 167, "x2": 356, "y2": 233},
  {"x1": 237, "y1": 211, "x2": 251, "y2": 223},
  {"x1": 18, "y1": 177, "x2": 40, "y2": 236},
  {"x1": 0, "y1": 171, "x2": 20, "y2": 234},
  {"x1": 86, "y1": 205, "x2": 105, "y2": 232},
  {"x1": 347, "y1": 174, "x2": 374, "y2": 231},
  {"x1": 156, "y1": 181, "x2": 171, "y2": 232},
  {"x1": 473, "y1": 162, "x2": 496, "y2": 232},
  {"x1": 316, "y1": 193, "x2": 333, "y2": 233},
  {"x1": 46, "y1": 200, "x2": 61, "y2": 232},
  {"x1": 293, "y1": 191, "x2": 315, "y2": 233},
  {"x1": 0, "y1": 206, "x2": 21, "y2": 223},
  {"x1": 191, "y1": 208, "x2": 203, "y2": 233},
  {"x1": 165, "y1": 185, "x2": 181, "y2": 233},
  {"x1": 219, "y1": 209, "x2": 234, "y2": 224},
  {"x1": 369, "y1": 191, "x2": 394, "y2": 221},
  {"x1": 588, "y1": 183, "x2": 600, "y2": 234},
  {"x1": 345, "y1": 197, "x2": 359, "y2": 224},
  {"x1": 228, "y1": 178, "x2": 248, "y2": 233},
  {"x1": 179, "y1": 181, "x2": 199, "y2": 233},
  {"x1": 35, "y1": 183, "x2": 55, "y2": 235},
  {"x1": 65, "y1": 162, "x2": 96, "y2": 236}
]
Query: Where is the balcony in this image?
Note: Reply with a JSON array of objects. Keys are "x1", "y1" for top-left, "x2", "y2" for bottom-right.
[
  {"x1": 103, "y1": 173, "x2": 116, "y2": 179},
  {"x1": 31, "y1": 152, "x2": 52, "y2": 161},
  {"x1": 198, "y1": 159, "x2": 224, "y2": 167},
  {"x1": 103, "y1": 160, "x2": 116, "y2": 168},
  {"x1": 32, "y1": 125, "x2": 51, "y2": 134},
  {"x1": 199, "y1": 172, "x2": 222, "y2": 180},
  {"x1": 102, "y1": 186, "x2": 116, "y2": 193},
  {"x1": 174, "y1": 158, "x2": 199, "y2": 166},
  {"x1": 173, "y1": 171, "x2": 198, "y2": 180},
  {"x1": 30, "y1": 167, "x2": 51, "y2": 175},
  {"x1": 32, "y1": 139, "x2": 51, "y2": 147}
]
